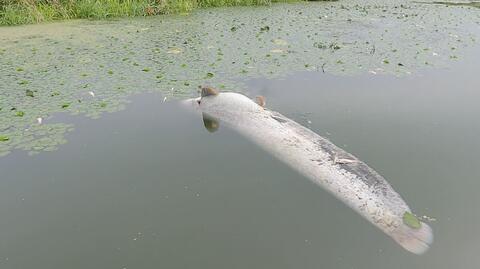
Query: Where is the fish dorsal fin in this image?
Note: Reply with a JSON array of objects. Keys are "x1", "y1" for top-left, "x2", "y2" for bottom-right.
[
  {"x1": 201, "y1": 87, "x2": 219, "y2": 97},
  {"x1": 256, "y1": 96, "x2": 266, "y2": 107}
]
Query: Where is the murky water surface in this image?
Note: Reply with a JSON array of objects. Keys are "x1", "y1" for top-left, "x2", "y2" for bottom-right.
[{"x1": 1, "y1": 1, "x2": 480, "y2": 268}]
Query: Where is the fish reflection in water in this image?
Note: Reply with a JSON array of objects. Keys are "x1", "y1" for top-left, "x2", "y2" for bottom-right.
[
  {"x1": 184, "y1": 87, "x2": 433, "y2": 254},
  {"x1": 202, "y1": 113, "x2": 220, "y2": 133}
]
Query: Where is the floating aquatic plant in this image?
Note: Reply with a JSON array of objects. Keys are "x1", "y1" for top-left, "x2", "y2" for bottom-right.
[{"x1": 403, "y1": 211, "x2": 422, "y2": 229}]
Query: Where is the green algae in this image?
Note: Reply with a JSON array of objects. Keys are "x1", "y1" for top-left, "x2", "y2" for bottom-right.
[{"x1": 0, "y1": 1, "x2": 479, "y2": 157}]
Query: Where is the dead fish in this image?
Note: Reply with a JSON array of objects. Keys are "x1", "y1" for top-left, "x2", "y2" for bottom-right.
[{"x1": 183, "y1": 89, "x2": 433, "y2": 254}]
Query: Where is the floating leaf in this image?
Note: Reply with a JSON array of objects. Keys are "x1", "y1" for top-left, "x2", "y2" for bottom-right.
[
  {"x1": 15, "y1": 111, "x2": 25, "y2": 117},
  {"x1": 205, "y1": 72, "x2": 214, "y2": 78},
  {"x1": 403, "y1": 212, "x2": 421, "y2": 229},
  {"x1": 0, "y1": 136, "x2": 9, "y2": 142},
  {"x1": 26, "y1": 89, "x2": 34, "y2": 97},
  {"x1": 61, "y1": 103, "x2": 70, "y2": 108}
]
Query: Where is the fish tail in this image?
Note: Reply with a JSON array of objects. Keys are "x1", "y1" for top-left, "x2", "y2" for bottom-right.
[{"x1": 390, "y1": 221, "x2": 433, "y2": 255}]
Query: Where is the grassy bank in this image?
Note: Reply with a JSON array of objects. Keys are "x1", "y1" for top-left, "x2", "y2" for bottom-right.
[{"x1": 0, "y1": 0, "x2": 301, "y2": 26}]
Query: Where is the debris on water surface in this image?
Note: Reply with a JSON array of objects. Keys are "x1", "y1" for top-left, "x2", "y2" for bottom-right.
[
  {"x1": 0, "y1": 136, "x2": 9, "y2": 142},
  {"x1": 419, "y1": 215, "x2": 437, "y2": 222},
  {"x1": 167, "y1": 48, "x2": 182, "y2": 54},
  {"x1": 270, "y1": 49, "x2": 285, "y2": 53}
]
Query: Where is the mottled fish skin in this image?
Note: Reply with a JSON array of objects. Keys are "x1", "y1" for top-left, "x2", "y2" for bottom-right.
[{"x1": 183, "y1": 92, "x2": 433, "y2": 254}]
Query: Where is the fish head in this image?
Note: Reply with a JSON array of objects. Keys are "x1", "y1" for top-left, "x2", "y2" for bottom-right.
[
  {"x1": 182, "y1": 87, "x2": 264, "y2": 133},
  {"x1": 183, "y1": 87, "x2": 262, "y2": 115}
]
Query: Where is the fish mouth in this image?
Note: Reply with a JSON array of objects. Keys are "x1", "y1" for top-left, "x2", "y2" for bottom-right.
[{"x1": 181, "y1": 97, "x2": 201, "y2": 111}]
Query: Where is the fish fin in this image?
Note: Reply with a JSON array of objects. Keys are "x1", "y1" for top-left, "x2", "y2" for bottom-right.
[
  {"x1": 201, "y1": 87, "x2": 219, "y2": 97},
  {"x1": 202, "y1": 113, "x2": 219, "y2": 133},
  {"x1": 390, "y1": 221, "x2": 433, "y2": 255},
  {"x1": 256, "y1": 96, "x2": 266, "y2": 107}
]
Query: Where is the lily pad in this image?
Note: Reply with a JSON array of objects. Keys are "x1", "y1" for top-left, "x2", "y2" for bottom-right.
[{"x1": 206, "y1": 72, "x2": 214, "y2": 78}]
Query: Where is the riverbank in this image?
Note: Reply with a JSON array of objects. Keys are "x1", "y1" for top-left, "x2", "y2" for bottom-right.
[{"x1": 0, "y1": 0, "x2": 309, "y2": 26}]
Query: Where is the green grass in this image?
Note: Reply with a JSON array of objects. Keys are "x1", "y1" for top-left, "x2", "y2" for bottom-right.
[{"x1": 0, "y1": 0, "x2": 308, "y2": 26}]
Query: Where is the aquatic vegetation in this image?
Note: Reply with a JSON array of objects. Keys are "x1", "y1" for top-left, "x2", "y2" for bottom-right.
[
  {"x1": 0, "y1": 1, "x2": 479, "y2": 157},
  {"x1": 403, "y1": 212, "x2": 422, "y2": 229},
  {"x1": 0, "y1": 0, "x2": 303, "y2": 26},
  {"x1": 25, "y1": 89, "x2": 34, "y2": 97}
]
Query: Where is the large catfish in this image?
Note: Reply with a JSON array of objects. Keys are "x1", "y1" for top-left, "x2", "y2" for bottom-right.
[{"x1": 183, "y1": 87, "x2": 433, "y2": 254}]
